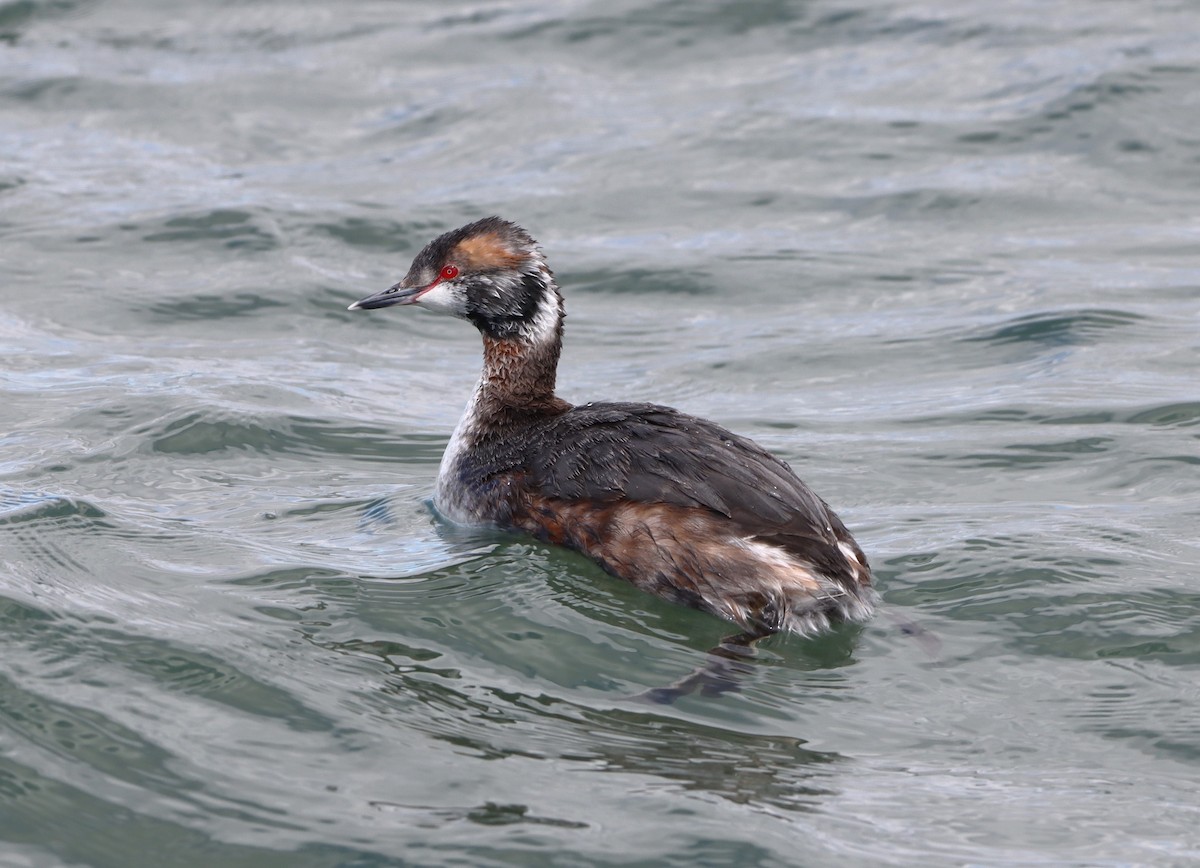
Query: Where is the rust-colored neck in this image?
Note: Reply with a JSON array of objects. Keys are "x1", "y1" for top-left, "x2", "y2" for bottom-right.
[{"x1": 475, "y1": 334, "x2": 571, "y2": 427}]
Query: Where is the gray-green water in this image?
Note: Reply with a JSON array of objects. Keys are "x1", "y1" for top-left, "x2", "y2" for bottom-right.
[{"x1": 3, "y1": 1, "x2": 1199, "y2": 865}]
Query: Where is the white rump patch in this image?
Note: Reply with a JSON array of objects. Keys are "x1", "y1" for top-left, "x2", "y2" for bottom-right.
[
  {"x1": 737, "y1": 537, "x2": 875, "y2": 636},
  {"x1": 837, "y1": 541, "x2": 861, "y2": 581}
]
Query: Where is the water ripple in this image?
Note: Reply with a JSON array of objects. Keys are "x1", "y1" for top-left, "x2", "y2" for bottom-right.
[{"x1": 963, "y1": 308, "x2": 1147, "y2": 347}]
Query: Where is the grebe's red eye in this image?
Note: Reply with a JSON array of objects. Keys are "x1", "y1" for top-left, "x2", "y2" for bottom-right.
[{"x1": 439, "y1": 264, "x2": 459, "y2": 280}]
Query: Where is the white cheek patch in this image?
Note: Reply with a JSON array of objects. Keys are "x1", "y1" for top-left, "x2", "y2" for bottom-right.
[{"x1": 415, "y1": 281, "x2": 466, "y2": 316}]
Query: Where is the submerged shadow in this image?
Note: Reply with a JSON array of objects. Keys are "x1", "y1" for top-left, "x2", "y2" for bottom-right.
[{"x1": 311, "y1": 631, "x2": 847, "y2": 813}]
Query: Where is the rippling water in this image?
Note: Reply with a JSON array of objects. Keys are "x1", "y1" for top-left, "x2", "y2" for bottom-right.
[{"x1": 3, "y1": 1, "x2": 1199, "y2": 865}]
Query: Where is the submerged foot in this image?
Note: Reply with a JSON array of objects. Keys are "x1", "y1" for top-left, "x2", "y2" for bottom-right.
[{"x1": 630, "y1": 632, "x2": 764, "y2": 705}]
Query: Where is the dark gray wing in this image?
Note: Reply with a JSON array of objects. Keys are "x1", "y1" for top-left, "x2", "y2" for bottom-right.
[{"x1": 488, "y1": 403, "x2": 860, "y2": 559}]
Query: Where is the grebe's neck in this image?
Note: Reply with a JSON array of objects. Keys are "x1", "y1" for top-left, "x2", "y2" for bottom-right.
[
  {"x1": 433, "y1": 284, "x2": 568, "y2": 523},
  {"x1": 470, "y1": 270, "x2": 570, "y2": 434},
  {"x1": 480, "y1": 334, "x2": 561, "y2": 411}
]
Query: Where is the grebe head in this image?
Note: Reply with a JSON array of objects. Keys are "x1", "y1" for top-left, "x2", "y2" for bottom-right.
[{"x1": 349, "y1": 217, "x2": 560, "y2": 343}]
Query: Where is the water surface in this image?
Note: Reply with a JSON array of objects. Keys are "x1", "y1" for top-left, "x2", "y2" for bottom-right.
[{"x1": 2, "y1": 1, "x2": 1199, "y2": 865}]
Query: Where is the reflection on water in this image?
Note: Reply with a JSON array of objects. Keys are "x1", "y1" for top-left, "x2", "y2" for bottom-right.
[{"x1": 316, "y1": 631, "x2": 842, "y2": 814}]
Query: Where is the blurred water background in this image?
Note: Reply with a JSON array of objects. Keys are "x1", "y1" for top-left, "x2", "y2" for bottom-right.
[{"x1": 3, "y1": 0, "x2": 1199, "y2": 865}]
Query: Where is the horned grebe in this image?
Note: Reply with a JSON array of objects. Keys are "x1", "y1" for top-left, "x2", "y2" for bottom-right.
[{"x1": 349, "y1": 217, "x2": 875, "y2": 639}]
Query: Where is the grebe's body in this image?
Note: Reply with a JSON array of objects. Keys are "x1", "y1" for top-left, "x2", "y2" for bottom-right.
[{"x1": 350, "y1": 218, "x2": 875, "y2": 637}]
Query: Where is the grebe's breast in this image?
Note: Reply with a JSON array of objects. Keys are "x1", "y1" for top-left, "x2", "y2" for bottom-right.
[{"x1": 432, "y1": 382, "x2": 490, "y2": 524}]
